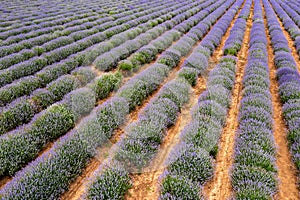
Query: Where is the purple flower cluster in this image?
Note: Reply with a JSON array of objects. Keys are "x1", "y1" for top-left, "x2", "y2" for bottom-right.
[
  {"x1": 0, "y1": 1, "x2": 190, "y2": 107},
  {"x1": 159, "y1": 0, "x2": 249, "y2": 198},
  {"x1": 0, "y1": 71, "x2": 122, "y2": 177},
  {"x1": 116, "y1": 63, "x2": 169, "y2": 110},
  {"x1": 270, "y1": 0, "x2": 300, "y2": 42},
  {"x1": 0, "y1": 97, "x2": 129, "y2": 200},
  {"x1": 0, "y1": 49, "x2": 36, "y2": 70},
  {"x1": 232, "y1": 1, "x2": 278, "y2": 199},
  {"x1": 87, "y1": 78, "x2": 190, "y2": 199},
  {"x1": 0, "y1": 75, "x2": 41, "y2": 107},
  {"x1": 0, "y1": 57, "x2": 47, "y2": 87},
  {"x1": 92, "y1": 0, "x2": 206, "y2": 71},
  {"x1": 199, "y1": 0, "x2": 244, "y2": 55},
  {"x1": 223, "y1": 0, "x2": 251, "y2": 56},
  {"x1": 0, "y1": 0, "x2": 186, "y2": 93},
  {"x1": 115, "y1": 79, "x2": 190, "y2": 170},
  {"x1": 263, "y1": 0, "x2": 300, "y2": 182},
  {"x1": 0, "y1": 0, "x2": 214, "y2": 140}
]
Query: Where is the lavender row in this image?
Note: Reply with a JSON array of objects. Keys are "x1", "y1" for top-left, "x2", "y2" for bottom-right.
[
  {"x1": 88, "y1": 76, "x2": 191, "y2": 200},
  {"x1": 0, "y1": 70, "x2": 122, "y2": 177},
  {"x1": 3, "y1": 0, "x2": 217, "y2": 177},
  {"x1": 284, "y1": 1, "x2": 300, "y2": 16},
  {"x1": 0, "y1": 0, "x2": 126, "y2": 24},
  {"x1": 0, "y1": 0, "x2": 232, "y2": 197},
  {"x1": 263, "y1": 0, "x2": 300, "y2": 183},
  {"x1": 94, "y1": 0, "x2": 220, "y2": 71},
  {"x1": 277, "y1": 0, "x2": 300, "y2": 28},
  {"x1": 0, "y1": 61, "x2": 173, "y2": 199},
  {"x1": 159, "y1": 0, "x2": 248, "y2": 198},
  {"x1": 223, "y1": 0, "x2": 252, "y2": 56},
  {"x1": 231, "y1": 1, "x2": 277, "y2": 199},
  {"x1": 118, "y1": 0, "x2": 224, "y2": 74},
  {"x1": 0, "y1": 0, "x2": 129, "y2": 40},
  {"x1": 1, "y1": 0, "x2": 206, "y2": 132},
  {"x1": 269, "y1": 0, "x2": 300, "y2": 56},
  {"x1": 0, "y1": 1, "x2": 191, "y2": 106},
  {"x1": 0, "y1": 66, "x2": 99, "y2": 135},
  {"x1": 0, "y1": 0, "x2": 176, "y2": 70},
  {"x1": 0, "y1": 0, "x2": 156, "y2": 57},
  {"x1": 85, "y1": 0, "x2": 244, "y2": 198}
]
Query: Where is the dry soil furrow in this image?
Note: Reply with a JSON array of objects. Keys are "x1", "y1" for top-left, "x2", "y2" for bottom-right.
[
  {"x1": 125, "y1": 68, "x2": 210, "y2": 200},
  {"x1": 203, "y1": 1, "x2": 253, "y2": 199},
  {"x1": 262, "y1": 2, "x2": 299, "y2": 199},
  {"x1": 268, "y1": 0, "x2": 300, "y2": 72},
  {"x1": 125, "y1": 1, "x2": 248, "y2": 199},
  {"x1": 60, "y1": 56, "x2": 182, "y2": 200}
]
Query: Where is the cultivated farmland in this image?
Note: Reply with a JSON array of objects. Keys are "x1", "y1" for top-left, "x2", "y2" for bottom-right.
[{"x1": 0, "y1": 0, "x2": 299, "y2": 199}]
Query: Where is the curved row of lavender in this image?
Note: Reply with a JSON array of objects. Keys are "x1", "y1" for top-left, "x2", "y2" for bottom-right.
[
  {"x1": 0, "y1": 0, "x2": 232, "y2": 197},
  {"x1": 0, "y1": 0, "x2": 208, "y2": 135},
  {"x1": 0, "y1": 0, "x2": 129, "y2": 25},
  {"x1": 269, "y1": 0, "x2": 300, "y2": 57},
  {"x1": 0, "y1": 0, "x2": 177, "y2": 70},
  {"x1": 158, "y1": 0, "x2": 251, "y2": 198},
  {"x1": 0, "y1": 0, "x2": 112, "y2": 26},
  {"x1": 223, "y1": 0, "x2": 252, "y2": 56},
  {"x1": 0, "y1": 0, "x2": 210, "y2": 177},
  {"x1": 0, "y1": 0, "x2": 196, "y2": 108},
  {"x1": 231, "y1": 1, "x2": 278, "y2": 199},
  {"x1": 0, "y1": 0, "x2": 237, "y2": 198},
  {"x1": 283, "y1": 1, "x2": 300, "y2": 17},
  {"x1": 0, "y1": 0, "x2": 140, "y2": 42},
  {"x1": 0, "y1": 0, "x2": 181, "y2": 90},
  {"x1": 117, "y1": 0, "x2": 223, "y2": 75},
  {"x1": 263, "y1": 0, "x2": 300, "y2": 185},
  {"x1": 0, "y1": 0, "x2": 154, "y2": 58},
  {"x1": 84, "y1": 0, "x2": 243, "y2": 199},
  {"x1": 92, "y1": 0, "x2": 220, "y2": 72},
  {"x1": 277, "y1": 0, "x2": 300, "y2": 27},
  {"x1": 0, "y1": 0, "x2": 137, "y2": 51}
]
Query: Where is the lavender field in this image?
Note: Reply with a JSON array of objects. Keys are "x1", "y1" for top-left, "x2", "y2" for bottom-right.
[{"x1": 0, "y1": 0, "x2": 299, "y2": 199}]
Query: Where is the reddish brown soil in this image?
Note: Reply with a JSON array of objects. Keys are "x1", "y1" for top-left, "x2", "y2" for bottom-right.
[
  {"x1": 262, "y1": 4, "x2": 300, "y2": 200},
  {"x1": 0, "y1": 176, "x2": 11, "y2": 190},
  {"x1": 203, "y1": 1, "x2": 252, "y2": 199},
  {"x1": 125, "y1": 72, "x2": 208, "y2": 200},
  {"x1": 60, "y1": 53, "x2": 183, "y2": 200},
  {"x1": 124, "y1": 2, "x2": 249, "y2": 198}
]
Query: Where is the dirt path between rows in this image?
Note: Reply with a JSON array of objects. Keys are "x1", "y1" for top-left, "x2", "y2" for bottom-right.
[
  {"x1": 203, "y1": 1, "x2": 252, "y2": 199},
  {"x1": 0, "y1": 176, "x2": 11, "y2": 190},
  {"x1": 125, "y1": 1, "x2": 248, "y2": 199},
  {"x1": 268, "y1": 1, "x2": 300, "y2": 73},
  {"x1": 125, "y1": 64, "x2": 210, "y2": 200},
  {"x1": 262, "y1": 3, "x2": 300, "y2": 200},
  {"x1": 60, "y1": 57, "x2": 182, "y2": 200}
]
